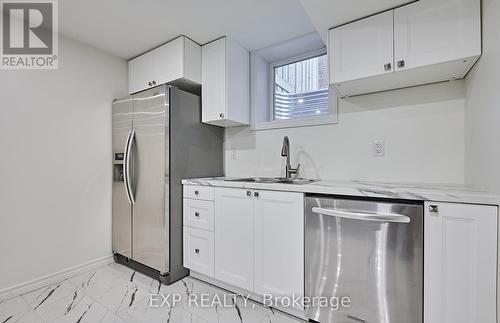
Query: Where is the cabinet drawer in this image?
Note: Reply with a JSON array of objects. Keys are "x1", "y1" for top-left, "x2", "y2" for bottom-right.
[
  {"x1": 183, "y1": 199, "x2": 214, "y2": 231},
  {"x1": 183, "y1": 185, "x2": 214, "y2": 201},
  {"x1": 183, "y1": 227, "x2": 214, "y2": 277}
]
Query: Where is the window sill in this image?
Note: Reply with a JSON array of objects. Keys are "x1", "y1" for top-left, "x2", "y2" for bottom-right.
[{"x1": 251, "y1": 114, "x2": 338, "y2": 131}]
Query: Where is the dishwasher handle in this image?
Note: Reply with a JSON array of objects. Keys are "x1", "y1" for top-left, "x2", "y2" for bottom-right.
[{"x1": 311, "y1": 207, "x2": 410, "y2": 223}]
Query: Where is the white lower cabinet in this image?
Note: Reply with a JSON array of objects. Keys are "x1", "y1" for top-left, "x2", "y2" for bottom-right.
[
  {"x1": 213, "y1": 187, "x2": 304, "y2": 298},
  {"x1": 214, "y1": 187, "x2": 255, "y2": 291},
  {"x1": 424, "y1": 202, "x2": 498, "y2": 323},
  {"x1": 183, "y1": 184, "x2": 499, "y2": 321},
  {"x1": 183, "y1": 185, "x2": 215, "y2": 278},
  {"x1": 184, "y1": 226, "x2": 214, "y2": 277},
  {"x1": 183, "y1": 198, "x2": 214, "y2": 231},
  {"x1": 254, "y1": 190, "x2": 303, "y2": 300}
]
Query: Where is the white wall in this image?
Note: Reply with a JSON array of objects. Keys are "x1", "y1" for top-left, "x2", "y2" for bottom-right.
[
  {"x1": 0, "y1": 36, "x2": 127, "y2": 291},
  {"x1": 225, "y1": 81, "x2": 465, "y2": 184},
  {"x1": 465, "y1": 0, "x2": 500, "y2": 192}
]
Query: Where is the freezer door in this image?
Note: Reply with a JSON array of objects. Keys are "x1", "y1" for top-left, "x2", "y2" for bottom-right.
[
  {"x1": 131, "y1": 86, "x2": 169, "y2": 273},
  {"x1": 112, "y1": 97, "x2": 133, "y2": 258},
  {"x1": 305, "y1": 197, "x2": 423, "y2": 323}
]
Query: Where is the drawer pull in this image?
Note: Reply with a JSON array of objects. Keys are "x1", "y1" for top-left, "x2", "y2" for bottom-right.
[
  {"x1": 254, "y1": 191, "x2": 259, "y2": 198},
  {"x1": 429, "y1": 205, "x2": 439, "y2": 213},
  {"x1": 195, "y1": 248, "x2": 200, "y2": 254},
  {"x1": 194, "y1": 190, "x2": 199, "y2": 195},
  {"x1": 246, "y1": 191, "x2": 252, "y2": 197},
  {"x1": 194, "y1": 212, "x2": 200, "y2": 217}
]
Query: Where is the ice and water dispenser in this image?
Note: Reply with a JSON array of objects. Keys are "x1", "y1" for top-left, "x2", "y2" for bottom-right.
[{"x1": 113, "y1": 152, "x2": 125, "y2": 182}]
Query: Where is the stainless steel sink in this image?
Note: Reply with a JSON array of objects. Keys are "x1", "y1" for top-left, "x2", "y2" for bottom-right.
[
  {"x1": 225, "y1": 177, "x2": 318, "y2": 185},
  {"x1": 225, "y1": 137, "x2": 318, "y2": 185}
]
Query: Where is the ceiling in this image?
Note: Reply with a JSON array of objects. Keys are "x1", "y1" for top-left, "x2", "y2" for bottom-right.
[
  {"x1": 58, "y1": 0, "x2": 315, "y2": 59},
  {"x1": 57, "y1": 0, "x2": 413, "y2": 60}
]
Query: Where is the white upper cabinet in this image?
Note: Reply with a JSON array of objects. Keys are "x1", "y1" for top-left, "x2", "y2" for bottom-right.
[
  {"x1": 329, "y1": 0, "x2": 481, "y2": 97},
  {"x1": 254, "y1": 190, "x2": 304, "y2": 304},
  {"x1": 424, "y1": 202, "x2": 497, "y2": 323},
  {"x1": 214, "y1": 187, "x2": 254, "y2": 291},
  {"x1": 202, "y1": 38, "x2": 226, "y2": 124},
  {"x1": 128, "y1": 36, "x2": 201, "y2": 94},
  {"x1": 128, "y1": 51, "x2": 154, "y2": 94},
  {"x1": 202, "y1": 37, "x2": 250, "y2": 127},
  {"x1": 394, "y1": 0, "x2": 481, "y2": 72},
  {"x1": 329, "y1": 10, "x2": 394, "y2": 84}
]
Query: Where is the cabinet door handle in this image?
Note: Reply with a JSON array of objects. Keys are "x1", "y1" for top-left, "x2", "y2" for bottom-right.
[
  {"x1": 194, "y1": 212, "x2": 200, "y2": 217},
  {"x1": 246, "y1": 190, "x2": 252, "y2": 197},
  {"x1": 194, "y1": 190, "x2": 199, "y2": 195},
  {"x1": 429, "y1": 204, "x2": 439, "y2": 213},
  {"x1": 397, "y1": 60, "x2": 405, "y2": 68},
  {"x1": 148, "y1": 81, "x2": 152, "y2": 86},
  {"x1": 152, "y1": 80, "x2": 156, "y2": 85},
  {"x1": 254, "y1": 191, "x2": 259, "y2": 198},
  {"x1": 384, "y1": 63, "x2": 392, "y2": 71},
  {"x1": 195, "y1": 248, "x2": 200, "y2": 254},
  {"x1": 219, "y1": 113, "x2": 225, "y2": 118}
]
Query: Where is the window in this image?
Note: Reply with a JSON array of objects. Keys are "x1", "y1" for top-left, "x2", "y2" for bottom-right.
[
  {"x1": 272, "y1": 51, "x2": 329, "y2": 121},
  {"x1": 250, "y1": 35, "x2": 337, "y2": 131}
]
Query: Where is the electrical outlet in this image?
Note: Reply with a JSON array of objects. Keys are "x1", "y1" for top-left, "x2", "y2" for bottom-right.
[
  {"x1": 373, "y1": 141, "x2": 385, "y2": 157},
  {"x1": 231, "y1": 148, "x2": 237, "y2": 160}
]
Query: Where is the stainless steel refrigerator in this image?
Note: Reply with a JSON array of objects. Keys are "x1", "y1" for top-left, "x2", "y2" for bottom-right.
[{"x1": 112, "y1": 85, "x2": 223, "y2": 284}]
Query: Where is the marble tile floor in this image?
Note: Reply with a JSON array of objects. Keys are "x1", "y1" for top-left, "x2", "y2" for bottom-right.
[{"x1": 0, "y1": 263, "x2": 304, "y2": 323}]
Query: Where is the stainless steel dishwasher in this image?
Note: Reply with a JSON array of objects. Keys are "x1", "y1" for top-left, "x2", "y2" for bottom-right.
[{"x1": 305, "y1": 195, "x2": 423, "y2": 323}]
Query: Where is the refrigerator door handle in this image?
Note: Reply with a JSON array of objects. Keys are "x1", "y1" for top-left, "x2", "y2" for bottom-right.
[
  {"x1": 123, "y1": 129, "x2": 132, "y2": 204},
  {"x1": 311, "y1": 207, "x2": 410, "y2": 223},
  {"x1": 124, "y1": 128, "x2": 136, "y2": 205}
]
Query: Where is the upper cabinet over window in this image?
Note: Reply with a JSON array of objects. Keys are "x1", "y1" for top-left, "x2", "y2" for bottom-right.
[
  {"x1": 202, "y1": 37, "x2": 250, "y2": 127},
  {"x1": 128, "y1": 36, "x2": 201, "y2": 94},
  {"x1": 329, "y1": 0, "x2": 481, "y2": 97}
]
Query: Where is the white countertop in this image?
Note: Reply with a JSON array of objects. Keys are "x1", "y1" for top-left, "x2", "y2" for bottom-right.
[{"x1": 182, "y1": 177, "x2": 500, "y2": 206}]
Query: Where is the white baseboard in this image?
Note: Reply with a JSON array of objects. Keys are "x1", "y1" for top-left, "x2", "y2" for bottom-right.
[{"x1": 0, "y1": 255, "x2": 114, "y2": 302}]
